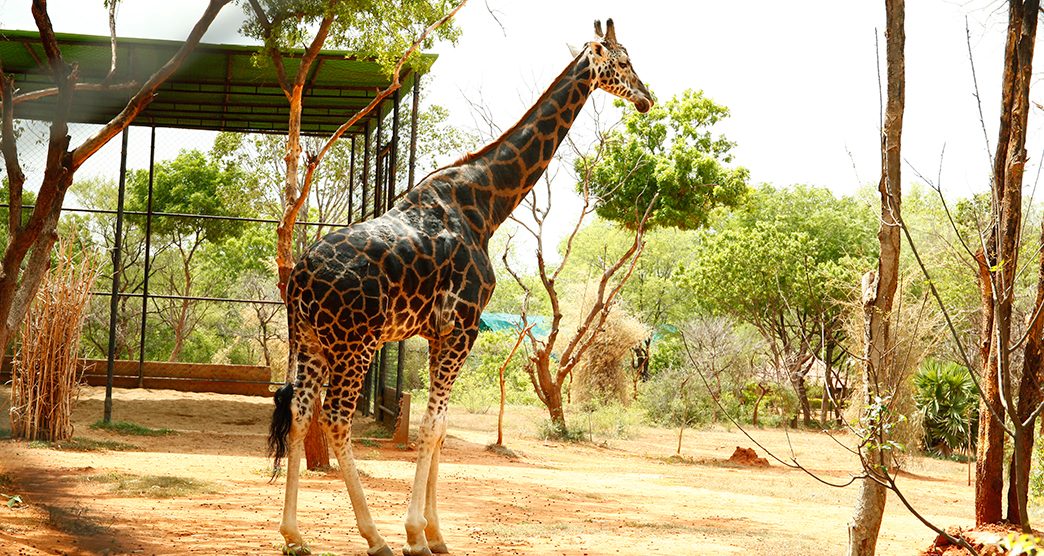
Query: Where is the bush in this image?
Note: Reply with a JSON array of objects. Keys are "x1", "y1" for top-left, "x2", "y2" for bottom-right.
[
  {"x1": 913, "y1": 359, "x2": 977, "y2": 456},
  {"x1": 574, "y1": 401, "x2": 645, "y2": 442},
  {"x1": 637, "y1": 366, "x2": 714, "y2": 429},
  {"x1": 414, "y1": 330, "x2": 541, "y2": 407},
  {"x1": 537, "y1": 419, "x2": 587, "y2": 443}
]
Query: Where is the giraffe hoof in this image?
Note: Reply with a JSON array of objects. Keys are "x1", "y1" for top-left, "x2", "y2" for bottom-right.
[
  {"x1": 368, "y1": 545, "x2": 395, "y2": 556},
  {"x1": 428, "y1": 541, "x2": 450, "y2": 554},
  {"x1": 402, "y1": 546, "x2": 433, "y2": 556},
  {"x1": 282, "y1": 543, "x2": 312, "y2": 556}
]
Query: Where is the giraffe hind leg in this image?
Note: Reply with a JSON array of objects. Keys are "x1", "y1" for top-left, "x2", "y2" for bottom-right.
[
  {"x1": 273, "y1": 345, "x2": 325, "y2": 555},
  {"x1": 323, "y1": 349, "x2": 393, "y2": 556}
]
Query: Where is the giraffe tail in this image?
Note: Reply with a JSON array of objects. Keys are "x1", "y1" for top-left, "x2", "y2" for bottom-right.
[{"x1": 267, "y1": 382, "x2": 294, "y2": 482}]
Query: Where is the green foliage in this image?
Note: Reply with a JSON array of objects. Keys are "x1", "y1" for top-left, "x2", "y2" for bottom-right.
[
  {"x1": 684, "y1": 184, "x2": 876, "y2": 322},
  {"x1": 913, "y1": 360, "x2": 977, "y2": 455},
  {"x1": 573, "y1": 401, "x2": 644, "y2": 443},
  {"x1": 29, "y1": 437, "x2": 139, "y2": 452},
  {"x1": 856, "y1": 394, "x2": 908, "y2": 460},
  {"x1": 558, "y1": 220, "x2": 699, "y2": 328},
  {"x1": 638, "y1": 366, "x2": 713, "y2": 429},
  {"x1": 579, "y1": 89, "x2": 749, "y2": 230},
  {"x1": 648, "y1": 334, "x2": 685, "y2": 377},
  {"x1": 418, "y1": 330, "x2": 539, "y2": 407},
  {"x1": 537, "y1": 419, "x2": 588, "y2": 443},
  {"x1": 126, "y1": 149, "x2": 249, "y2": 242},
  {"x1": 239, "y1": 0, "x2": 460, "y2": 76}
]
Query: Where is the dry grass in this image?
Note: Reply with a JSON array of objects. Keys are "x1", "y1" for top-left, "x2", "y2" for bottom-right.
[{"x1": 9, "y1": 244, "x2": 99, "y2": 441}]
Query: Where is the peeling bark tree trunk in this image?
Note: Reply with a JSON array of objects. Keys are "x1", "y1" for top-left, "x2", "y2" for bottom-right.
[
  {"x1": 979, "y1": 0, "x2": 1038, "y2": 528},
  {"x1": 1008, "y1": 224, "x2": 1044, "y2": 524},
  {"x1": 847, "y1": 1, "x2": 903, "y2": 554}
]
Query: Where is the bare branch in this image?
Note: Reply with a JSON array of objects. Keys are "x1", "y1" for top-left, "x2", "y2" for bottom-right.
[{"x1": 71, "y1": 0, "x2": 233, "y2": 169}]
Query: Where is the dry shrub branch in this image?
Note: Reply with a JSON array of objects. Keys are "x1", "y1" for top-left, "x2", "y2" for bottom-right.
[{"x1": 10, "y1": 244, "x2": 99, "y2": 441}]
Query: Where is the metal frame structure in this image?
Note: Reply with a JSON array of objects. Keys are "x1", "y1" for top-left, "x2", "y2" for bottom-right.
[{"x1": 0, "y1": 31, "x2": 432, "y2": 423}]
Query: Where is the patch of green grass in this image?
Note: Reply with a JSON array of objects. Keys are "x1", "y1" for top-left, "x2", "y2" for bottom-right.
[
  {"x1": 85, "y1": 472, "x2": 216, "y2": 498},
  {"x1": 358, "y1": 438, "x2": 380, "y2": 448},
  {"x1": 29, "y1": 437, "x2": 139, "y2": 452},
  {"x1": 89, "y1": 420, "x2": 175, "y2": 437}
]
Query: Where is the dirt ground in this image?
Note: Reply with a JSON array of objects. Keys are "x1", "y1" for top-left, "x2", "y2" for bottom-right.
[{"x1": 0, "y1": 386, "x2": 982, "y2": 555}]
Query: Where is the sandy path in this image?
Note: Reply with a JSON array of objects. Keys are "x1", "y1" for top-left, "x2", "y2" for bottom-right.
[{"x1": 0, "y1": 386, "x2": 976, "y2": 555}]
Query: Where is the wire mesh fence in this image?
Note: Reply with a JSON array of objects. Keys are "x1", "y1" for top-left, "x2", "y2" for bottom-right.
[{"x1": 2, "y1": 84, "x2": 427, "y2": 418}]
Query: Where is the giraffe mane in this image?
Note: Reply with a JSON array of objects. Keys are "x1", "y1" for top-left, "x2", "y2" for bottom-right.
[{"x1": 444, "y1": 44, "x2": 591, "y2": 170}]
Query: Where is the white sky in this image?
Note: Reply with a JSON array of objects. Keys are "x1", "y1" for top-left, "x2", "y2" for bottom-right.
[{"x1": 0, "y1": 0, "x2": 1031, "y2": 217}]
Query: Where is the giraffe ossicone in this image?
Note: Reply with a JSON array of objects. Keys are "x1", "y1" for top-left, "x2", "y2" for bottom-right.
[{"x1": 268, "y1": 17, "x2": 653, "y2": 556}]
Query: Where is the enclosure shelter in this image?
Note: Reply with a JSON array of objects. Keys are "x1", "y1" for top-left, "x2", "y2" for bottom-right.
[{"x1": 0, "y1": 29, "x2": 432, "y2": 424}]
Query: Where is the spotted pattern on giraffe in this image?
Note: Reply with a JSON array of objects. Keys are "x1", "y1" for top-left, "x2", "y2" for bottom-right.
[{"x1": 269, "y1": 17, "x2": 654, "y2": 556}]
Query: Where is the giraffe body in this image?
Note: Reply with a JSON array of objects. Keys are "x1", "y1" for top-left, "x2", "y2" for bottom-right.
[{"x1": 269, "y1": 18, "x2": 652, "y2": 556}]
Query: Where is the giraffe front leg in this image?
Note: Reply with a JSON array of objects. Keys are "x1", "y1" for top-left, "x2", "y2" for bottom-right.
[
  {"x1": 423, "y1": 425, "x2": 448, "y2": 554},
  {"x1": 402, "y1": 408, "x2": 441, "y2": 556}
]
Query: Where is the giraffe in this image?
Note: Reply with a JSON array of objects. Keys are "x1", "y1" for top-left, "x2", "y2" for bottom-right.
[{"x1": 268, "y1": 18, "x2": 653, "y2": 556}]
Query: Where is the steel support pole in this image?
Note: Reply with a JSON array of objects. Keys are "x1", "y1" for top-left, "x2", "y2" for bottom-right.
[
  {"x1": 103, "y1": 129, "x2": 130, "y2": 423},
  {"x1": 389, "y1": 88, "x2": 400, "y2": 211},
  {"x1": 348, "y1": 135, "x2": 356, "y2": 223},
  {"x1": 375, "y1": 100, "x2": 384, "y2": 216},
  {"x1": 407, "y1": 74, "x2": 421, "y2": 191},
  {"x1": 137, "y1": 127, "x2": 156, "y2": 387},
  {"x1": 362, "y1": 122, "x2": 370, "y2": 220}
]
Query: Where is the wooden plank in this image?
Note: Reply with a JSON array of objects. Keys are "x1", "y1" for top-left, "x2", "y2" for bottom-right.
[{"x1": 1, "y1": 356, "x2": 275, "y2": 397}]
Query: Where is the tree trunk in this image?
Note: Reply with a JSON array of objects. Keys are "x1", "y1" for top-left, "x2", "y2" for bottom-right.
[
  {"x1": 303, "y1": 396, "x2": 329, "y2": 470},
  {"x1": 545, "y1": 383, "x2": 566, "y2": 431},
  {"x1": 848, "y1": 1, "x2": 903, "y2": 554},
  {"x1": 820, "y1": 340, "x2": 833, "y2": 426},
  {"x1": 976, "y1": 0, "x2": 1021, "y2": 527},
  {"x1": 1008, "y1": 225, "x2": 1044, "y2": 525},
  {"x1": 980, "y1": 0, "x2": 1039, "y2": 528},
  {"x1": 975, "y1": 249, "x2": 1005, "y2": 525},
  {"x1": 788, "y1": 353, "x2": 813, "y2": 427},
  {"x1": 752, "y1": 383, "x2": 769, "y2": 427}
]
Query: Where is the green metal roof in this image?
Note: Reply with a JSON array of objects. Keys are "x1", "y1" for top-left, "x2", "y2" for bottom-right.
[{"x1": 0, "y1": 29, "x2": 435, "y2": 136}]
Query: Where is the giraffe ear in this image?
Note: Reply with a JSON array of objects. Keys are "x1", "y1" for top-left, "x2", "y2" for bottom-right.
[
  {"x1": 589, "y1": 42, "x2": 605, "y2": 58},
  {"x1": 567, "y1": 43, "x2": 582, "y2": 58}
]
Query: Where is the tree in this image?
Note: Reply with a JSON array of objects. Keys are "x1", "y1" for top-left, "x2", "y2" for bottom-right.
[
  {"x1": 683, "y1": 185, "x2": 877, "y2": 427},
  {"x1": 583, "y1": 89, "x2": 748, "y2": 230},
  {"x1": 0, "y1": 0, "x2": 232, "y2": 357},
  {"x1": 974, "y1": 0, "x2": 1040, "y2": 530},
  {"x1": 125, "y1": 149, "x2": 250, "y2": 361},
  {"x1": 505, "y1": 169, "x2": 656, "y2": 431},
  {"x1": 848, "y1": 1, "x2": 905, "y2": 552}
]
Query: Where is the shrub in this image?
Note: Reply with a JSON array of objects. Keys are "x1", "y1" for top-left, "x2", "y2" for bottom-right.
[
  {"x1": 913, "y1": 359, "x2": 977, "y2": 456},
  {"x1": 537, "y1": 419, "x2": 587, "y2": 443},
  {"x1": 575, "y1": 401, "x2": 645, "y2": 442}
]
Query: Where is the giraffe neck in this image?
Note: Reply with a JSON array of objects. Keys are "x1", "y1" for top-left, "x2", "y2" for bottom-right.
[{"x1": 453, "y1": 52, "x2": 594, "y2": 237}]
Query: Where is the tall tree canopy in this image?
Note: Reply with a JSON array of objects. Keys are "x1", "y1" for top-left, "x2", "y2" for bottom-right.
[
  {"x1": 681, "y1": 184, "x2": 878, "y2": 424},
  {"x1": 579, "y1": 89, "x2": 749, "y2": 229}
]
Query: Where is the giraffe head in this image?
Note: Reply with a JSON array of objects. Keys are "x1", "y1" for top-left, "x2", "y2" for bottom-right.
[{"x1": 583, "y1": 18, "x2": 653, "y2": 113}]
